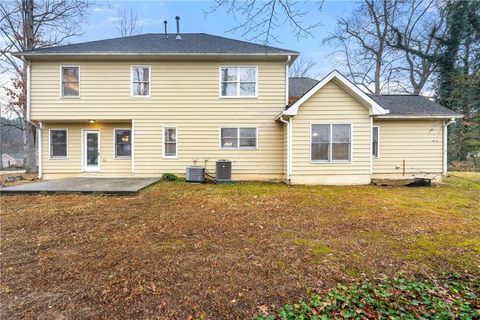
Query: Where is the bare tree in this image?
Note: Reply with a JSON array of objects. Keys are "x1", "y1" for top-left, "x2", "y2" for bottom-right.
[
  {"x1": 206, "y1": 0, "x2": 323, "y2": 45},
  {"x1": 325, "y1": 0, "x2": 401, "y2": 94},
  {"x1": 289, "y1": 56, "x2": 317, "y2": 77},
  {"x1": 116, "y1": 8, "x2": 143, "y2": 37},
  {"x1": 0, "y1": 0, "x2": 91, "y2": 173},
  {"x1": 388, "y1": 0, "x2": 448, "y2": 94},
  {"x1": 325, "y1": 0, "x2": 447, "y2": 95}
]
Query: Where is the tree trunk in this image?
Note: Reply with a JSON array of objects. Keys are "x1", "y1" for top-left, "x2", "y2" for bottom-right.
[
  {"x1": 374, "y1": 53, "x2": 382, "y2": 94},
  {"x1": 24, "y1": 122, "x2": 36, "y2": 173},
  {"x1": 22, "y1": 0, "x2": 37, "y2": 173}
]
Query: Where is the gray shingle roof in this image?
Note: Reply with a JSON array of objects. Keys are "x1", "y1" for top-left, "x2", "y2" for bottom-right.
[
  {"x1": 289, "y1": 77, "x2": 319, "y2": 97},
  {"x1": 368, "y1": 94, "x2": 461, "y2": 117},
  {"x1": 288, "y1": 77, "x2": 461, "y2": 118},
  {"x1": 14, "y1": 33, "x2": 299, "y2": 56}
]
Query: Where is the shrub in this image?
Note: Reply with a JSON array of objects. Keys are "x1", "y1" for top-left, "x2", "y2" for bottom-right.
[
  {"x1": 257, "y1": 274, "x2": 479, "y2": 320},
  {"x1": 161, "y1": 173, "x2": 178, "y2": 181}
]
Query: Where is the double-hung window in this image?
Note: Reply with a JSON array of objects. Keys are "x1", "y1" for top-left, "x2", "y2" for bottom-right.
[
  {"x1": 163, "y1": 127, "x2": 177, "y2": 158},
  {"x1": 372, "y1": 126, "x2": 379, "y2": 158},
  {"x1": 61, "y1": 66, "x2": 79, "y2": 97},
  {"x1": 220, "y1": 127, "x2": 257, "y2": 149},
  {"x1": 131, "y1": 65, "x2": 150, "y2": 97},
  {"x1": 311, "y1": 124, "x2": 351, "y2": 162},
  {"x1": 220, "y1": 66, "x2": 257, "y2": 97},
  {"x1": 114, "y1": 129, "x2": 132, "y2": 159},
  {"x1": 50, "y1": 129, "x2": 68, "y2": 159}
]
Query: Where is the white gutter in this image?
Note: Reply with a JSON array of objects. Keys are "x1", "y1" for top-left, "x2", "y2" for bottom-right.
[
  {"x1": 279, "y1": 116, "x2": 291, "y2": 183},
  {"x1": 14, "y1": 52, "x2": 300, "y2": 57},
  {"x1": 443, "y1": 118, "x2": 456, "y2": 175},
  {"x1": 376, "y1": 115, "x2": 463, "y2": 119}
]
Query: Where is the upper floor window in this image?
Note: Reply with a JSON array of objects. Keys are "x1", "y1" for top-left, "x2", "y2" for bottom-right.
[
  {"x1": 61, "y1": 66, "x2": 79, "y2": 97},
  {"x1": 220, "y1": 127, "x2": 257, "y2": 149},
  {"x1": 372, "y1": 126, "x2": 379, "y2": 158},
  {"x1": 220, "y1": 66, "x2": 257, "y2": 97},
  {"x1": 114, "y1": 129, "x2": 132, "y2": 159},
  {"x1": 131, "y1": 65, "x2": 150, "y2": 97},
  {"x1": 50, "y1": 129, "x2": 68, "y2": 159},
  {"x1": 311, "y1": 124, "x2": 351, "y2": 162}
]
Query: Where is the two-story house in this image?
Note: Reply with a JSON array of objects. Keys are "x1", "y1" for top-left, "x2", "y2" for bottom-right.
[{"x1": 13, "y1": 31, "x2": 461, "y2": 185}]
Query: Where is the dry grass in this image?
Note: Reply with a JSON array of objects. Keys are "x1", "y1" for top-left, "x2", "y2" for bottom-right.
[
  {"x1": 0, "y1": 173, "x2": 37, "y2": 187},
  {"x1": 1, "y1": 172, "x2": 479, "y2": 319}
]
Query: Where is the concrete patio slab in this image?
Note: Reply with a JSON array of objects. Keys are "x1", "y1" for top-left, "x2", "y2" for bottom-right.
[{"x1": 0, "y1": 177, "x2": 160, "y2": 195}]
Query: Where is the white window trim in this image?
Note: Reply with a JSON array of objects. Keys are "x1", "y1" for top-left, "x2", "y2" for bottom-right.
[
  {"x1": 218, "y1": 66, "x2": 258, "y2": 98},
  {"x1": 309, "y1": 123, "x2": 353, "y2": 164},
  {"x1": 372, "y1": 126, "x2": 380, "y2": 159},
  {"x1": 48, "y1": 128, "x2": 68, "y2": 160},
  {"x1": 113, "y1": 128, "x2": 132, "y2": 160},
  {"x1": 130, "y1": 65, "x2": 151, "y2": 98},
  {"x1": 162, "y1": 126, "x2": 178, "y2": 159},
  {"x1": 219, "y1": 126, "x2": 258, "y2": 150},
  {"x1": 60, "y1": 65, "x2": 80, "y2": 99}
]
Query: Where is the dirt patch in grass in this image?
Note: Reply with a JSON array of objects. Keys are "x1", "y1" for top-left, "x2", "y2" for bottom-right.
[
  {"x1": 0, "y1": 173, "x2": 37, "y2": 187},
  {"x1": 1, "y1": 173, "x2": 479, "y2": 319}
]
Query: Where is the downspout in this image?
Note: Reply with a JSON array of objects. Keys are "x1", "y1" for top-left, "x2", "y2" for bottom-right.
[
  {"x1": 37, "y1": 122, "x2": 43, "y2": 179},
  {"x1": 131, "y1": 118, "x2": 135, "y2": 175},
  {"x1": 443, "y1": 118, "x2": 456, "y2": 175},
  {"x1": 279, "y1": 115, "x2": 291, "y2": 183},
  {"x1": 280, "y1": 55, "x2": 292, "y2": 184},
  {"x1": 369, "y1": 117, "x2": 373, "y2": 175}
]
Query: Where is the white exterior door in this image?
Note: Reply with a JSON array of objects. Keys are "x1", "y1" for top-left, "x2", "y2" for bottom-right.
[{"x1": 83, "y1": 130, "x2": 100, "y2": 172}]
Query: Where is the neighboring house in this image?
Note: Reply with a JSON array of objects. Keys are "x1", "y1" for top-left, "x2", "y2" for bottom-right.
[
  {"x1": 13, "y1": 30, "x2": 461, "y2": 185},
  {"x1": 2, "y1": 153, "x2": 24, "y2": 168}
]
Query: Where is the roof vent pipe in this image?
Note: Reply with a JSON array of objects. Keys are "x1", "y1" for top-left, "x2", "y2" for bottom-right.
[
  {"x1": 175, "y1": 16, "x2": 181, "y2": 40},
  {"x1": 164, "y1": 20, "x2": 168, "y2": 38}
]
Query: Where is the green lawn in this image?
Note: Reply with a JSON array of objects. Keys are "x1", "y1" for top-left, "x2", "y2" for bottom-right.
[{"x1": 1, "y1": 172, "x2": 479, "y2": 319}]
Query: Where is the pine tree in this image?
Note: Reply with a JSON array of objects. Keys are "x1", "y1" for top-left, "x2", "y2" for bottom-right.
[{"x1": 436, "y1": 0, "x2": 480, "y2": 161}]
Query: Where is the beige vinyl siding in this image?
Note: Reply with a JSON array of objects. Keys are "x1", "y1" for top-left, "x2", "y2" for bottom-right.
[
  {"x1": 372, "y1": 119, "x2": 444, "y2": 177},
  {"x1": 32, "y1": 60, "x2": 287, "y2": 179},
  {"x1": 134, "y1": 121, "x2": 284, "y2": 179},
  {"x1": 42, "y1": 122, "x2": 132, "y2": 178},
  {"x1": 290, "y1": 80, "x2": 371, "y2": 185},
  {"x1": 30, "y1": 61, "x2": 286, "y2": 120}
]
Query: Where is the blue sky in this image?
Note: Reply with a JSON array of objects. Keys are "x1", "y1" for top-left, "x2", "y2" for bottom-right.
[{"x1": 78, "y1": 0, "x2": 357, "y2": 77}]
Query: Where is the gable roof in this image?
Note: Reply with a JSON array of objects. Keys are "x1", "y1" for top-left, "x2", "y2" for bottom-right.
[
  {"x1": 13, "y1": 33, "x2": 299, "y2": 58},
  {"x1": 368, "y1": 95, "x2": 461, "y2": 118},
  {"x1": 2, "y1": 153, "x2": 23, "y2": 160},
  {"x1": 284, "y1": 75, "x2": 462, "y2": 119},
  {"x1": 284, "y1": 70, "x2": 386, "y2": 117}
]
